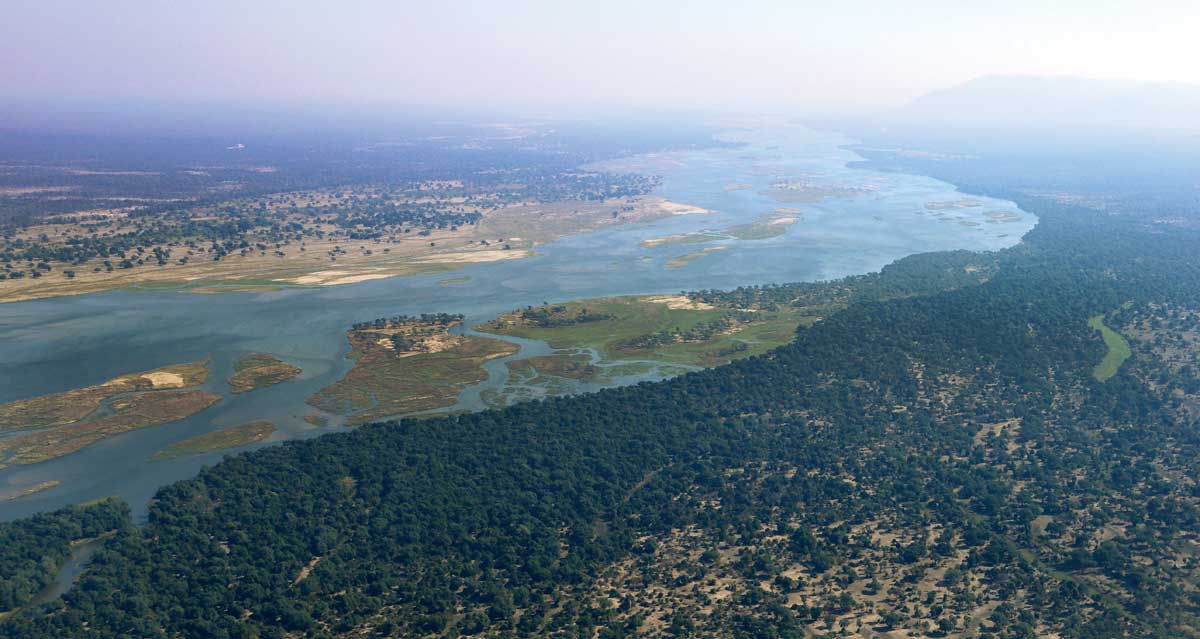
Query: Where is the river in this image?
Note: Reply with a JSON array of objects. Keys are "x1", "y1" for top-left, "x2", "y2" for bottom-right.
[{"x1": 0, "y1": 124, "x2": 1035, "y2": 522}]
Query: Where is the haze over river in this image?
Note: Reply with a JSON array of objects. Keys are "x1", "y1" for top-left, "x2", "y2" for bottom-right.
[{"x1": 0, "y1": 125, "x2": 1035, "y2": 521}]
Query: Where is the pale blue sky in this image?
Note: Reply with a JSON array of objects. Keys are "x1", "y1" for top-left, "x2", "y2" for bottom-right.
[{"x1": 3, "y1": 0, "x2": 1198, "y2": 112}]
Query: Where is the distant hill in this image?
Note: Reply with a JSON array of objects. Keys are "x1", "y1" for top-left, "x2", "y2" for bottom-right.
[{"x1": 902, "y1": 75, "x2": 1200, "y2": 133}]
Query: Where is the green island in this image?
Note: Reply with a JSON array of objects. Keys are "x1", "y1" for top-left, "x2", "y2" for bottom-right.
[
  {"x1": 640, "y1": 230, "x2": 727, "y2": 248},
  {"x1": 641, "y1": 213, "x2": 798, "y2": 250},
  {"x1": 482, "y1": 295, "x2": 803, "y2": 368},
  {"x1": 151, "y1": 420, "x2": 277, "y2": 461},
  {"x1": 307, "y1": 314, "x2": 518, "y2": 425},
  {"x1": 0, "y1": 361, "x2": 220, "y2": 469},
  {"x1": 666, "y1": 246, "x2": 727, "y2": 268},
  {"x1": 1088, "y1": 315, "x2": 1132, "y2": 381},
  {"x1": 227, "y1": 353, "x2": 302, "y2": 393},
  {"x1": 480, "y1": 250, "x2": 1006, "y2": 397}
]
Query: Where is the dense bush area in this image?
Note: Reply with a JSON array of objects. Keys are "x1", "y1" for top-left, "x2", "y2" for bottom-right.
[{"x1": 3, "y1": 151, "x2": 1200, "y2": 637}]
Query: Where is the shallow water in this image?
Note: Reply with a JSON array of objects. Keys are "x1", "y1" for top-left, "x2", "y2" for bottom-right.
[
  {"x1": 0, "y1": 125, "x2": 1035, "y2": 521},
  {"x1": 27, "y1": 534, "x2": 109, "y2": 607}
]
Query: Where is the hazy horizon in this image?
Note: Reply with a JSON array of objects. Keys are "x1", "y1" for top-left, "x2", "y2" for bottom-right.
[{"x1": 4, "y1": 1, "x2": 1200, "y2": 120}]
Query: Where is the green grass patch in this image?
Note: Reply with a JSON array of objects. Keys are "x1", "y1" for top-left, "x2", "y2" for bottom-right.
[
  {"x1": 482, "y1": 297, "x2": 726, "y2": 356},
  {"x1": 1089, "y1": 315, "x2": 1131, "y2": 382},
  {"x1": 481, "y1": 296, "x2": 807, "y2": 368},
  {"x1": 309, "y1": 335, "x2": 518, "y2": 425},
  {"x1": 725, "y1": 216, "x2": 794, "y2": 240},
  {"x1": 641, "y1": 231, "x2": 727, "y2": 248},
  {"x1": 666, "y1": 247, "x2": 726, "y2": 269},
  {"x1": 152, "y1": 420, "x2": 276, "y2": 461}
]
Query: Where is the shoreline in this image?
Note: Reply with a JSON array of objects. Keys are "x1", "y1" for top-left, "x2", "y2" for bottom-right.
[
  {"x1": 0, "y1": 196, "x2": 704, "y2": 305},
  {"x1": 0, "y1": 125, "x2": 1037, "y2": 523}
]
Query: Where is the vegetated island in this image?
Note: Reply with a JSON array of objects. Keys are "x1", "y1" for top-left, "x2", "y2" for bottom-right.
[
  {"x1": 479, "y1": 294, "x2": 811, "y2": 383},
  {"x1": 479, "y1": 250, "x2": 1003, "y2": 401},
  {"x1": 0, "y1": 480, "x2": 61, "y2": 503},
  {"x1": 0, "y1": 360, "x2": 208, "y2": 430},
  {"x1": 760, "y1": 178, "x2": 872, "y2": 203},
  {"x1": 642, "y1": 213, "x2": 799, "y2": 250},
  {"x1": 0, "y1": 361, "x2": 219, "y2": 469},
  {"x1": 666, "y1": 246, "x2": 728, "y2": 269},
  {"x1": 307, "y1": 314, "x2": 518, "y2": 425},
  {"x1": 151, "y1": 420, "x2": 276, "y2": 461},
  {"x1": 228, "y1": 353, "x2": 302, "y2": 393}
]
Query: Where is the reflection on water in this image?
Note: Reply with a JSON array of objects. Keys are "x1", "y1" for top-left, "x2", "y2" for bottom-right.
[
  {"x1": 0, "y1": 125, "x2": 1035, "y2": 521},
  {"x1": 28, "y1": 534, "x2": 110, "y2": 607}
]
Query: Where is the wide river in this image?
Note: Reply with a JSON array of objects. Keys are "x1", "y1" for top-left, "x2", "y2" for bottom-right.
[{"x1": 0, "y1": 124, "x2": 1035, "y2": 522}]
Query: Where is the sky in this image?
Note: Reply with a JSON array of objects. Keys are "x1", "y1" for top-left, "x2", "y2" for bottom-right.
[{"x1": 3, "y1": 0, "x2": 1200, "y2": 115}]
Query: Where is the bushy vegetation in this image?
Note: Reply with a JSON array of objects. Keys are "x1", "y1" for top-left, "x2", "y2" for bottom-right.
[
  {"x1": 4, "y1": 142, "x2": 1200, "y2": 637},
  {"x1": 0, "y1": 499, "x2": 128, "y2": 614},
  {"x1": 349, "y1": 314, "x2": 463, "y2": 332},
  {"x1": 0, "y1": 123, "x2": 677, "y2": 280}
]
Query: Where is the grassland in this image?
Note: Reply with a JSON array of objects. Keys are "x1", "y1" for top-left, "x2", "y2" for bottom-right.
[
  {"x1": 0, "y1": 360, "x2": 219, "y2": 469},
  {"x1": 228, "y1": 353, "x2": 302, "y2": 393},
  {"x1": 488, "y1": 355, "x2": 601, "y2": 408},
  {"x1": 308, "y1": 319, "x2": 518, "y2": 425},
  {"x1": 0, "y1": 480, "x2": 61, "y2": 502},
  {"x1": 640, "y1": 213, "x2": 797, "y2": 251},
  {"x1": 151, "y1": 420, "x2": 276, "y2": 461},
  {"x1": 640, "y1": 231, "x2": 726, "y2": 248},
  {"x1": 0, "y1": 192, "x2": 697, "y2": 304},
  {"x1": 507, "y1": 353, "x2": 599, "y2": 382},
  {"x1": 666, "y1": 246, "x2": 728, "y2": 269},
  {"x1": 480, "y1": 295, "x2": 810, "y2": 371},
  {"x1": 0, "y1": 360, "x2": 209, "y2": 430},
  {"x1": 475, "y1": 290, "x2": 823, "y2": 404},
  {"x1": 1089, "y1": 315, "x2": 1132, "y2": 381},
  {"x1": 0, "y1": 390, "x2": 220, "y2": 469}
]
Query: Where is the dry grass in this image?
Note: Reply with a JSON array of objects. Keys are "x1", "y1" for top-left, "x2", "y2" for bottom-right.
[
  {"x1": 0, "y1": 480, "x2": 61, "y2": 502},
  {"x1": 0, "y1": 390, "x2": 220, "y2": 468},
  {"x1": 0, "y1": 360, "x2": 209, "y2": 430},
  {"x1": 308, "y1": 320, "x2": 518, "y2": 425},
  {"x1": 151, "y1": 420, "x2": 276, "y2": 461},
  {"x1": 228, "y1": 353, "x2": 302, "y2": 394},
  {"x1": 0, "y1": 193, "x2": 694, "y2": 304}
]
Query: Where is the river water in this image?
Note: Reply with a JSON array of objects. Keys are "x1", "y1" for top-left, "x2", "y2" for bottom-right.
[{"x1": 0, "y1": 124, "x2": 1034, "y2": 522}]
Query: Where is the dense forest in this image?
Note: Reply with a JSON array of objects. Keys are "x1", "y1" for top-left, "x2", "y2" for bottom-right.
[
  {"x1": 2, "y1": 146, "x2": 1200, "y2": 637},
  {"x1": 0, "y1": 499, "x2": 128, "y2": 614}
]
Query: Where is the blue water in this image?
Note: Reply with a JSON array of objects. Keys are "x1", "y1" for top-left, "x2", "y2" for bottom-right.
[{"x1": 0, "y1": 125, "x2": 1034, "y2": 521}]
